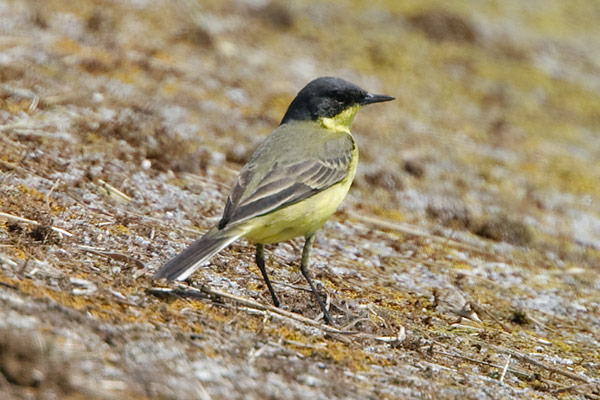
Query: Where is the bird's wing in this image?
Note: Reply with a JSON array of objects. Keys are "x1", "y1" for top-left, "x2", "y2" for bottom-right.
[{"x1": 218, "y1": 125, "x2": 354, "y2": 229}]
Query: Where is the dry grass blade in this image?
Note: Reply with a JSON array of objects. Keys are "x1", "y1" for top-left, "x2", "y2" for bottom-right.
[
  {"x1": 77, "y1": 246, "x2": 146, "y2": 269},
  {"x1": 0, "y1": 121, "x2": 41, "y2": 132},
  {"x1": 96, "y1": 179, "x2": 131, "y2": 202},
  {"x1": 149, "y1": 285, "x2": 407, "y2": 343},
  {"x1": 490, "y1": 345, "x2": 593, "y2": 384},
  {"x1": 468, "y1": 302, "x2": 513, "y2": 333},
  {"x1": 551, "y1": 383, "x2": 600, "y2": 399},
  {"x1": 0, "y1": 159, "x2": 17, "y2": 170},
  {"x1": 0, "y1": 254, "x2": 18, "y2": 268},
  {"x1": 0, "y1": 280, "x2": 19, "y2": 290},
  {"x1": 149, "y1": 285, "x2": 361, "y2": 334},
  {"x1": 433, "y1": 349, "x2": 532, "y2": 380},
  {"x1": 0, "y1": 211, "x2": 73, "y2": 237},
  {"x1": 500, "y1": 354, "x2": 512, "y2": 383},
  {"x1": 347, "y1": 210, "x2": 486, "y2": 254}
]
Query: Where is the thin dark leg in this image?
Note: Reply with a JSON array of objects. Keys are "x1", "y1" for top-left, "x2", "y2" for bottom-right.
[
  {"x1": 256, "y1": 243, "x2": 280, "y2": 307},
  {"x1": 300, "y1": 234, "x2": 332, "y2": 324}
]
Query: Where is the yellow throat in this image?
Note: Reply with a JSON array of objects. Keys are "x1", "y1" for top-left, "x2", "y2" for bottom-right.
[{"x1": 320, "y1": 104, "x2": 361, "y2": 133}]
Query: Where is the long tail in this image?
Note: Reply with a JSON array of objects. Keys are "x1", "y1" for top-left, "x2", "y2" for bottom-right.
[{"x1": 153, "y1": 226, "x2": 242, "y2": 281}]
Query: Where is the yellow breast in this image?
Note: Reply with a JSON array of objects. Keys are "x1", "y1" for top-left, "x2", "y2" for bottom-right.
[{"x1": 242, "y1": 143, "x2": 358, "y2": 244}]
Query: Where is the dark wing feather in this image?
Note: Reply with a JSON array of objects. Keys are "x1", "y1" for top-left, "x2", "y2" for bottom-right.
[
  {"x1": 219, "y1": 166, "x2": 253, "y2": 229},
  {"x1": 218, "y1": 128, "x2": 354, "y2": 228}
]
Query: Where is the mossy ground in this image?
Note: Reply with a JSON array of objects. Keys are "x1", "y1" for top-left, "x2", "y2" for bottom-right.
[{"x1": 1, "y1": 0, "x2": 599, "y2": 399}]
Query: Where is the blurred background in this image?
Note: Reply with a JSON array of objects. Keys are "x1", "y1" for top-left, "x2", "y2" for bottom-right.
[
  {"x1": 1, "y1": 0, "x2": 599, "y2": 399},
  {"x1": 3, "y1": 0, "x2": 599, "y2": 250}
]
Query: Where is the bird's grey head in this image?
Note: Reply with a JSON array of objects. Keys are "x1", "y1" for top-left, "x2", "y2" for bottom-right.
[{"x1": 280, "y1": 76, "x2": 394, "y2": 124}]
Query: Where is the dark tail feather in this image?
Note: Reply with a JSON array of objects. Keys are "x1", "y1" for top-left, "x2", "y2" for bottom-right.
[{"x1": 153, "y1": 226, "x2": 241, "y2": 281}]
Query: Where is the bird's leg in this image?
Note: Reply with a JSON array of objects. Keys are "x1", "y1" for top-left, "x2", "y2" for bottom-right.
[
  {"x1": 300, "y1": 234, "x2": 333, "y2": 325},
  {"x1": 256, "y1": 243, "x2": 280, "y2": 307}
]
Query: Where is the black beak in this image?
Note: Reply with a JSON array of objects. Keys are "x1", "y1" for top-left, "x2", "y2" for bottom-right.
[{"x1": 360, "y1": 93, "x2": 395, "y2": 105}]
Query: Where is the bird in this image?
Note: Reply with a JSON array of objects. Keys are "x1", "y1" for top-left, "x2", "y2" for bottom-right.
[{"x1": 153, "y1": 76, "x2": 394, "y2": 324}]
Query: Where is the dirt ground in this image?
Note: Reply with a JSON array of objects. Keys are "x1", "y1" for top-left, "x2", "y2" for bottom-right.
[{"x1": 1, "y1": 0, "x2": 599, "y2": 399}]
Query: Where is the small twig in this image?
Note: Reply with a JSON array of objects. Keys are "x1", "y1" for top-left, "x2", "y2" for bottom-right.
[
  {"x1": 490, "y1": 345, "x2": 592, "y2": 384},
  {"x1": 150, "y1": 285, "x2": 406, "y2": 343},
  {"x1": 247, "y1": 343, "x2": 270, "y2": 365},
  {"x1": 153, "y1": 284, "x2": 359, "y2": 335},
  {"x1": 500, "y1": 354, "x2": 511, "y2": 383},
  {"x1": 180, "y1": 172, "x2": 231, "y2": 191},
  {"x1": 527, "y1": 314, "x2": 558, "y2": 333},
  {"x1": 0, "y1": 254, "x2": 18, "y2": 267},
  {"x1": 196, "y1": 381, "x2": 212, "y2": 400},
  {"x1": 372, "y1": 326, "x2": 406, "y2": 343},
  {"x1": 282, "y1": 338, "x2": 325, "y2": 350},
  {"x1": 0, "y1": 211, "x2": 73, "y2": 237},
  {"x1": 0, "y1": 121, "x2": 41, "y2": 132},
  {"x1": 551, "y1": 383, "x2": 600, "y2": 399},
  {"x1": 46, "y1": 179, "x2": 61, "y2": 210},
  {"x1": 552, "y1": 383, "x2": 591, "y2": 394},
  {"x1": 0, "y1": 281, "x2": 19, "y2": 290},
  {"x1": 107, "y1": 289, "x2": 139, "y2": 307},
  {"x1": 125, "y1": 210, "x2": 203, "y2": 235},
  {"x1": 77, "y1": 245, "x2": 146, "y2": 269},
  {"x1": 450, "y1": 323, "x2": 483, "y2": 331},
  {"x1": 347, "y1": 210, "x2": 486, "y2": 254},
  {"x1": 269, "y1": 279, "x2": 312, "y2": 293},
  {"x1": 96, "y1": 179, "x2": 131, "y2": 202},
  {"x1": 0, "y1": 159, "x2": 17, "y2": 171},
  {"x1": 28, "y1": 94, "x2": 39, "y2": 112},
  {"x1": 340, "y1": 317, "x2": 374, "y2": 331},
  {"x1": 468, "y1": 302, "x2": 513, "y2": 333},
  {"x1": 433, "y1": 349, "x2": 531, "y2": 380},
  {"x1": 267, "y1": 340, "x2": 307, "y2": 360}
]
